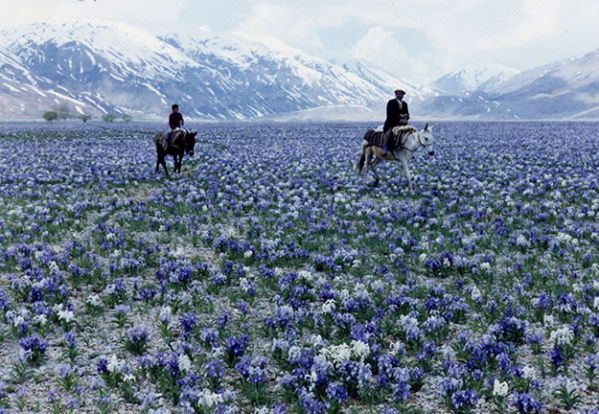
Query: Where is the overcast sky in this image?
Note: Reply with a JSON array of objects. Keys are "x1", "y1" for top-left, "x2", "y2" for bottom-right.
[{"x1": 3, "y1": 0, "x2": 599, "y2": 84}]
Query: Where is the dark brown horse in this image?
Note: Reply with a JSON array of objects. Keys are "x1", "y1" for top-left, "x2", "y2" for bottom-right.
[{"x1": 154, "y1": 129, "x2": 197, "y2": 175}]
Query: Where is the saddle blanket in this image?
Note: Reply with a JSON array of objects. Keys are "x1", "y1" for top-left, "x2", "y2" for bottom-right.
[
  {"x1": 154, "y1": 132, "x2": 167, "y2": 150},
  {"x1": 363, "y1": 129, "x2": 385, "y2": 147},
  {"x1": 363, "y1": 125, "x2": 417, "y2": 150},
  {"x1": 154, "y1": 128, "x2": 186, "y2": 150}
]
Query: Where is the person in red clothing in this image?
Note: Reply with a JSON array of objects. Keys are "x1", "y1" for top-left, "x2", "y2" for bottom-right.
[
  {"x1": 169, "y1": 103, "x2": 184, "y2": 130},
  {"x1": 166, "y1": 103, "x2": 184, "y2": 146}
]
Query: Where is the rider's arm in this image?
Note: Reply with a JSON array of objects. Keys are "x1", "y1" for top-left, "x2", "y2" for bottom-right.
[{"x1": 386, "y1": 100, "x2": 394, "y2": 120}]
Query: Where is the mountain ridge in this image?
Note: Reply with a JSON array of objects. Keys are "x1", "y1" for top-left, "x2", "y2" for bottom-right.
[
  {"x1": 1, "y1": 20, "x2": 598, "y2": 120},
  {"x1": 0, "y1": 20, "x2": 426, "y2": 120}
]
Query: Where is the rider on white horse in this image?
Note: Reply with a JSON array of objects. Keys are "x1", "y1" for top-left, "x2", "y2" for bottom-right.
[{"x1": 357, "y1": 123, "x2": 435, "y2": 192}]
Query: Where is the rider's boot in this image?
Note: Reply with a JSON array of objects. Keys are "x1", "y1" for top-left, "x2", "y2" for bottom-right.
[{"x1": 382, "y1": 144, "x2": 389, "y2": 156}]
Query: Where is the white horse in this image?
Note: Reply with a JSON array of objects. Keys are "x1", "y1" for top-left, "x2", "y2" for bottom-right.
[{"x1": 356, "y1": 124, "x2": 435, "y2": 191}]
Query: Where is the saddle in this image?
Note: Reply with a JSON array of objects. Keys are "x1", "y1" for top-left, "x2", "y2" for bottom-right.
[
  {"x1": 391, "y1": 125, "x2": 417, "y2": 147},
  {"x1": 363, "y1": 125, "x2": 417, "y2": 150},
  {"x1": 155, "y1": 128, "x2": 187, "y2": 150}
]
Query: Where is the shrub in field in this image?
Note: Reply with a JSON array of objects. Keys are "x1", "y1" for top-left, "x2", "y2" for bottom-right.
[{"x1": 42, "y1": 111, "x2": 58, "y2": 122}]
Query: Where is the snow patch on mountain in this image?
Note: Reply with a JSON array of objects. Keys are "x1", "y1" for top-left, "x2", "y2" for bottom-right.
[
  {"x1": 431, "y1": 63, "x2": 519, "y2": 95},
  {"x1": 1, "y1": 20, "x2": 598, "y2": 120},
  {"x1": 492, "y1": 48, "x2": 599, "y2": 95}
]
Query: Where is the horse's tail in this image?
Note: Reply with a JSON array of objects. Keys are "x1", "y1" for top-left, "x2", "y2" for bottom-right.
[{"x1": 357, "y1": 146, "x2": 366, "y2": 173}]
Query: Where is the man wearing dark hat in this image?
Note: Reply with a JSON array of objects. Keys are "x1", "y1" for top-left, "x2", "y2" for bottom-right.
[{"x1": 382, "y1": 89, "x2": 410, "y2": 156}]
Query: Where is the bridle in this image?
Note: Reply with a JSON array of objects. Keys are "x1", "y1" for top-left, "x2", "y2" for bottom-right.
[
  {"x1": 417, "y1": 131, "x2": 434, "y2": 150},
  {"x1": 404, "y1": 130, "x2": 433, "y2": 153},
  {"x1": 184, "y1": 132, "x2": 196, "y2": 155}
]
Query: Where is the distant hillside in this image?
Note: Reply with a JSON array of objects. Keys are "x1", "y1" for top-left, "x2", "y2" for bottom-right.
[
  {"x1": 0, "y1": 20, "x2": 422, "y2": 120},
  {"x1": 1, "y1": 20, "x2": 598, "y2": 120}
]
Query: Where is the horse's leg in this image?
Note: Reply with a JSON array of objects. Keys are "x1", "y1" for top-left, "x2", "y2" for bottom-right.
[
  {"x1": 362, "y1": 148, "x2": 372, "y2": 183},
  {"x1": 156, "y1": 146, "x2": 168, "y2": 175},
  {"x1": 160, "y1": 153, "x2": 168, "y2": 175},
  {"x1": 162, "y1": 156, "x2": 169, "y2": 175},
  {"x1": 401, "y1": 158, "x2": 412, "y2": 192},
  {"x1": 369, "y1": 157, "x2": 381, "y2": 186},
  {"x1": 393, "y1": 154, "x2": 403, "y2": 185},
  {"x1": 357, "y1": 149, "x2": 365, "y2": 174},
  {"x1": 155, "y1": 146, "x2": 161, "y2": 173}
]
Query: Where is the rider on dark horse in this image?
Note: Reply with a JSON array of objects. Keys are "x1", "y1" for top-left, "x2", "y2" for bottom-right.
[
  {"x1": 166, "y1": 103, "x2": 185, "y2": 147},
  {"x1": 155, "y1": 104, "x2": 197, "y2": 175},
  {"x1": 382, "y1": 89, "x2": 410, "y2": 156}
]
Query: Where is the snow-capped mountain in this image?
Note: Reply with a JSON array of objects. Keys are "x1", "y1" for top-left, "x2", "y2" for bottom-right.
[
  {"x1": 333, "y1": 59, "x2": 436, "y2": 102},
  {"x1": 160, "y1": 31, "x2": 387, "y2": 118},
  {"x1": 0, "y1": 20, "x2": 415, "y2": 120},
  {"x1": 0, "y1": 21, "x2": 207, "y2": 118},
  {"x1": 421, "y1": 50, "x2": 599, "y2": 120},
  {"x1": 1, "y1": 20, "x2": 598, "y2": 121},
  {"x1": 490, "y1": 49, "x2": 599, "y2": 94},
  {"x1": 487, "y1": 47, "x2": 599, "y2": 119},
  {"x1": 430, "y1": 63, "x2": 520, "y2": 96}
]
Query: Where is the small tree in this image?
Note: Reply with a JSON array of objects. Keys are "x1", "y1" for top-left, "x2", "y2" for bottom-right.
[
  {"x1": 79, "y1": 114, "x2": 92, "y2": 123},
  {"x1": 122, "y1": 114, "x2": 132, "y2": 123},
  {"x1": 43, "y1": 111, "x2": 58, "y2": 122},
  {"x1": 56, "y1": 103, "x2": 70, "y2": 121},
  {"x1": 102, "y1": 114, "x2": 115, "y2": 123}
]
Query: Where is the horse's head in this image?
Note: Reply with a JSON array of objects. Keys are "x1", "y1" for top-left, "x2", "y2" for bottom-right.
[
  {"x1": 420, "y1": 123, "x2": 435, "y2": 156},
  {"x1": 185, "y1": 131, "x2": 197, "y2": 156}
]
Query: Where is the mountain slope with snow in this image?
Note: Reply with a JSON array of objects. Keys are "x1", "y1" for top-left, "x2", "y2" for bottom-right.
[
  {"x1": 430, "y1": 63, "x2": 519, "y2": 96},
  {"x1": 420, "y1": 51, "x2": 599, "y2": 120},
  {"x1": 0, "y1": 20, "x2": 598, "y2": 120},
  {"x1": 491, "y1": 48, "x2": 599, "y2": 95},
  {"x1": 487, "y1": 48, "x2": 599, "y2": 119},
  {"x1": 334, "y1": 59, "x2": 435, "y2": 102},
  {"x1": 0, "y1": 20, "x2": 416, "y2": 120}
]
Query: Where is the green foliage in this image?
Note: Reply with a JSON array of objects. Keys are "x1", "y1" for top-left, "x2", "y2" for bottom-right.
[
  {"x1": 102, "y1": 114, "x2": 116, "y2": 123},
  {"x1": 554, "y1": 382, "x2": 581, "y2": 410},
  {"x1": 43, "y1": 111, "x2": 58, "y2": 122},
  {"x1": 10, "y1": 360, "x2": 31, "y2": 384}
]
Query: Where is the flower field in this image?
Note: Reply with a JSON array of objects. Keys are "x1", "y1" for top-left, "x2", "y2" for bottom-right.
[{"x1": 0, "y1": 121, "x2": 597, "y2": 414}]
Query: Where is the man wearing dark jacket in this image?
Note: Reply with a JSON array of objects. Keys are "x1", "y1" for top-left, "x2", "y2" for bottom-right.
[
  {"x1": 169, "y1": 104, "x2": 184, "y2": 130},
  {"x1": 166, "y1": 104, "x2": 184, "y2": 146},
  {"x1": 382, "y1": 89, "x2": 410, "y2": 155}
]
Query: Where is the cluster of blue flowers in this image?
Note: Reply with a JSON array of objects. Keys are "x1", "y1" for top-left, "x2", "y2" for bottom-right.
[{"x1": 0, "y1": 122, "x2": 597, "y2": 412}]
